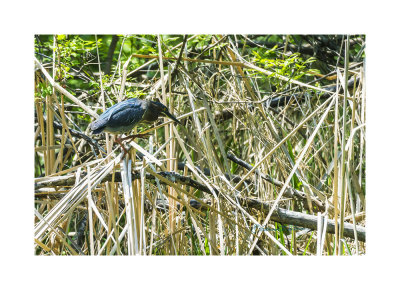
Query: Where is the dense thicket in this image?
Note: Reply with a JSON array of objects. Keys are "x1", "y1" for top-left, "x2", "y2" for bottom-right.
[{"x1": 34, "y1": 35, "x2": 365, "y2": 255}]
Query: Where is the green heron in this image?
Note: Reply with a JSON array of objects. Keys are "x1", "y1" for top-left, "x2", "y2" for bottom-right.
[{"x1": 90, "y1": 98, "x2": 180, "y2": 154}]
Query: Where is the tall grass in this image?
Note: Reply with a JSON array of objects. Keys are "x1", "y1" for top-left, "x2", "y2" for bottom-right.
[{"x1": 34, "y1": 35, "x2": 365, "y2": 255}]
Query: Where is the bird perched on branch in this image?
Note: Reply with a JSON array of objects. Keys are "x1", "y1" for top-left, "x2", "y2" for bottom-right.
[{"x1": 89, "y1": 98, "x2": 180, "y2": 154}]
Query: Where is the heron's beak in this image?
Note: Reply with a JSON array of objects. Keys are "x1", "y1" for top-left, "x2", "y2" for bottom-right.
[{"x1": 163, "y1": 111, "x2": 181, "y2": 125}]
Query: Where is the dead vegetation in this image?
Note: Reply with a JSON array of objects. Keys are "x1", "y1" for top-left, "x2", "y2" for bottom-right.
[{"x1": 34, "y1": 35, "x2": 365, "y2": 255}]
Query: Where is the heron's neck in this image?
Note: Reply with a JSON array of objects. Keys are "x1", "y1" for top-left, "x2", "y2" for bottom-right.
[{"x1": 142, "y1": 103, "x2": 159, "y2": 123}]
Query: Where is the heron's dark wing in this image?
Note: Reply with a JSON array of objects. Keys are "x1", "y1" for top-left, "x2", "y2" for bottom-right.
[
  {"x1": 90, "y1": 98, "x2": 145, "y2": 134},
  {"x1": 106, "y1": 101, "x2": 145, "y2": 128},
  {"x1": 89, "y1": 103, "x2": 118, "y2": 134}
]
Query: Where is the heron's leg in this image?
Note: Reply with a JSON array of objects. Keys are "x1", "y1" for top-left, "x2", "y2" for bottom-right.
[
  {"x1": 120, "y1": 133, "x2": 151, "y2": 142},
  {"x1": 114, "y1": 136, "x2": 129, "y2": 156}
]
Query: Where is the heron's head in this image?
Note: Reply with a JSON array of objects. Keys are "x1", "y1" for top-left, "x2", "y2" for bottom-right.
[{"x1": 150, "y1": 101, "x2": 181, "y2": 125}]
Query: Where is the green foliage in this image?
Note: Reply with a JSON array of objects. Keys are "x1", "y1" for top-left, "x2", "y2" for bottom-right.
[
  {"x1": 188, "y1": 34, "x2": 212, "y2": 49},
  {"x1": 302, "y1": 232, "x2": 314, "y2": 255},
  {"x1": 286, "y1": 139, "x2": 302, "y2": 189},
  {"x1": 252, "y1": 48, "x2": 318, "y2": 91},
  {"x1": 35, "y1": 82, "x2": 52, "y2": 100},
  {"x1": 57, "y1": 35, "x2": 101, "y2": 64},
  {"x1": 204, "y1": 237, "x2": 210, "y2": 255}
]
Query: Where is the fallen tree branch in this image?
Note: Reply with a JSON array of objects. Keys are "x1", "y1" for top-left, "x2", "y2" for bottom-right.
[
  {"x1": 35, "y1": 169, "x2": 364, "y2": 242},
  {"x1": 35, "y1": 116, "x2": 105, "y2": 154},
  {"x1": 266, "y1": 76, "x2": 359, "y2": 108},
  {"x1": 240, "y1": 196, "x2": 365, "y2": 242}
]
